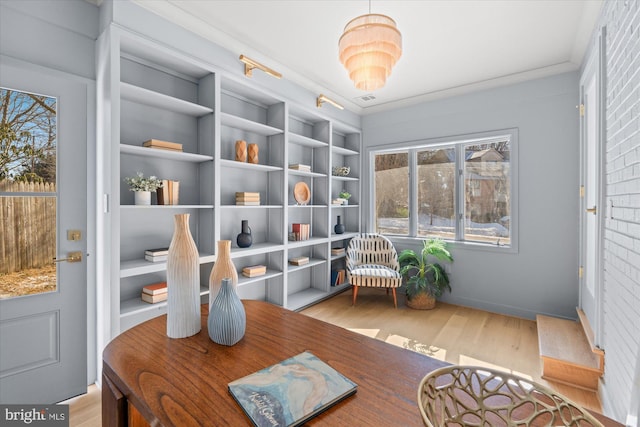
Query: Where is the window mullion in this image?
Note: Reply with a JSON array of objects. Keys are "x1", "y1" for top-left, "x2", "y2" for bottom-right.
[
  {"x1": 455, "y1": 145, "x2": 464, "y2": 241},
  {"x1": 408, "y1": 149, "x2": 418, "y2": 237}
]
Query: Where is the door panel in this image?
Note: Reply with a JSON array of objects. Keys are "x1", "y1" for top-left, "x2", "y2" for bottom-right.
[
  {"x1": 579, "y1": 37, "x2": 603, "y2": 346},
  {"x1": 0, "y1": 60, "x2": 87, "y2": 403}
]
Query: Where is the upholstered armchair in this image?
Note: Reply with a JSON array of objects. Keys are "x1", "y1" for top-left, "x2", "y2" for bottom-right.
[{"x1": 345, "y1": 233, "x2": 403, "y2": 308}]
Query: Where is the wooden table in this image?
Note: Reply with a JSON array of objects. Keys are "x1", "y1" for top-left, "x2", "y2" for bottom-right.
[
  {"x1": 102, "y1": 300, "x2": 448, "y2": 426},
  {"x1": 102, "y1": 301, "x2": 623, "y2": 427}
]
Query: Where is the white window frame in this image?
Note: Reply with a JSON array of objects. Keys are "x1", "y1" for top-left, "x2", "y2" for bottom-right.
[{"x1": 368, "y1": 128, "x2": 518, "y2": 253}]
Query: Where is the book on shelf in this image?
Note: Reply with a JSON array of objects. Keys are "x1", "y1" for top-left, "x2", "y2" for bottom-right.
[
  {"x1": 289, "y1": 164, "x2": 311, "y2": 172},
  {"x1": 228, "y1": 351, "x2": 357, "y2": 427},
  {"x1": 145, "y1": 254, "x2": 168, "y2": 262},
  {"x1": 330, "y1": 269, "x2": 345, "y2": 286},
  {"x1": 236, "y1": 196, "x2": 260, "y2": 201},
  {"x1": 236, "y1": 192, "x2": 260, "y2": 198},
  {"x1": 242, "y1": 265, "x2": 267, "y2": 278},
  {"x1": 331, "y1": 248, "x2": 345, "y2": 256},
  {"x1": 236, "y1": 201, "x2": 260, "y2": 206},
  {"x1": 145, "y1": 247, "x2": 169, "y2": 256},
  {"x1": 289, "y1": 256, "x2": 309, "y2": 266},
  {"x1": 142, "y1": 281, "x2": 168, "y2": 295},
  {"x1": 141, "y1": 292, "x2": 168, "y2": 304},
  {"x1": 291, "y1": 223, "x2": 310, "y2": 241},
  {"x1": 158, "y1": 180, "x2": 180, "y2": 205},
  {"x1": 142, "y1": 139, "x2": 183, "y2": 151}
]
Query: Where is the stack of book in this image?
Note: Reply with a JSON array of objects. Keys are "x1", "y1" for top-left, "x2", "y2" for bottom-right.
[
  {"x1": 158, "y1": 180, "x2": 180, "y2": 205},
  {"x1": 289, "y1": 164, "x2": 311, "y2": 172},
  {"x1": 145, "y1": 247, "x2": 169, "y2": 262},
  {"x1": 242, "y1": 265, "x2": 267, "y2": 278},
  {"x1": 291, "y1": 223, "x2": 310, "y2": 241},
  {"x1": 236, "y1": 192, "x2": 260, "y2": 206},
  {"x1": 331, "y1": 269, "x2": 346, "y2": 286},
  {"x1": 141, "y1": 281, "x2": 168, "y2": 303},
  {"x1": 289, "y1": 256, "x2": 309, "y2": 266},
  {"x1": 331, "y1": 247, "x2": 345, "y2": 256},
  {"x1": 142, "y1": 139, "x2": 183, "y2": 152}
]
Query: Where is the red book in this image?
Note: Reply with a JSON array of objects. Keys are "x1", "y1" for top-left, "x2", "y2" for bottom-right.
[{"x1": 142, "y1": 282, "x2": 168, "y2": 295}]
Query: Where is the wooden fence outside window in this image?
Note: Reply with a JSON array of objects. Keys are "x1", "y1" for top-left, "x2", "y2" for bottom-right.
[{"x1": 0, "y1": 180, "x2": 56, "y2": 274}]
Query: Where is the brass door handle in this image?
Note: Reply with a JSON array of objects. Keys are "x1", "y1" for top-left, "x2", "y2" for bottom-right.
[
  {"x1": 586, "y1": 206, "x2": 597, "y2": 215},
  {"x1": 53, "y1": 251, "x2": 82, "y2": 263}
]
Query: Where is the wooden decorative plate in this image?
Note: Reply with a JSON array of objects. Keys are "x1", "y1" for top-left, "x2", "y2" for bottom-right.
[{"x1": 293, "y1": 182, "x2": 310, "y2": 205}]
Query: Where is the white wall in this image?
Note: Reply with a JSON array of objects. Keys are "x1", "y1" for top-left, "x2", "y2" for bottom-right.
[
  {"x1": 595, "y1": 0, "x2": 640, "y2": 423},
  {"x1": 362, "y1": 72, "x2": 581, "y2": 321}
]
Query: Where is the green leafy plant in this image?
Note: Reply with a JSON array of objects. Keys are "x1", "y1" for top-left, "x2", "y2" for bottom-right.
[
  {"x1": 339, "y1": 190, "x2": 351, "y2": 200},
  {"x1": 398, "y1": 238, "x2": 453, "y2": 300},
  {"x1": 124, "y1": 172, "x2": 163, "y2": 192}
]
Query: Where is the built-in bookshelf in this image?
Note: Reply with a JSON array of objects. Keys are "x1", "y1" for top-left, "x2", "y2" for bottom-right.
[{"x1": 101, "y1": 27, "x2": 361, "y2": 335}]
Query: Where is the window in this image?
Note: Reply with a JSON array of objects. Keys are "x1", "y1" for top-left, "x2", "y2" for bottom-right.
[{"x1": 372, "y1": 129, "x2": 516, "y2": 249}]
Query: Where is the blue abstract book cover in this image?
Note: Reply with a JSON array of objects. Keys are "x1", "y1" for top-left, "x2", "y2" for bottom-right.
[{"x1": 228, "y1": 351, "x2": 357, "y2": 427}]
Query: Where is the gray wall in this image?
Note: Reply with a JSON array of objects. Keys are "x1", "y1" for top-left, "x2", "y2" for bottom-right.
[{"x1": 363, "y1": 72, "x2": 580, "y2": 320}]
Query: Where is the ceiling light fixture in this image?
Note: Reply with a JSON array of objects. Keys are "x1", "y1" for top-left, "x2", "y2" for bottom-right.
[
  {"x1": 338, "y1": 0, "x2": 402, "y2": 91},
  {"x1": 239, "y1": 55, "x2": 282, "y2": 79},
  {"x1": 317, "y1": 94, "x2": 344, "y2": 110}
]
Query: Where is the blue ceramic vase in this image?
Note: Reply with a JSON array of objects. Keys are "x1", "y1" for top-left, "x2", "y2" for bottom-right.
[{"x1": 207, "y1": 277, "x2": 246, "y2": 346}]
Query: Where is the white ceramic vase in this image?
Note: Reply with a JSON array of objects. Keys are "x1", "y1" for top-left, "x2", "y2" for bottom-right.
[
  {"x1": 166, "y1": 213, "x2": 201, "y2": 338},
  {"x1": 134, "y1": 191, "x2": 151, "y2": 205}
]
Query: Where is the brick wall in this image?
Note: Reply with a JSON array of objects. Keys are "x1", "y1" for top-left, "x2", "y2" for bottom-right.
[{"x1": 598, "y1": 0, "x2": 640, "y2": 422}]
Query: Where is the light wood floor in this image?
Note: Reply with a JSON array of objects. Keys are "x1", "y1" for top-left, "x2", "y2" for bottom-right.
[{"x1": 62, "y1": 289, "x2": 601, "y2": 426}]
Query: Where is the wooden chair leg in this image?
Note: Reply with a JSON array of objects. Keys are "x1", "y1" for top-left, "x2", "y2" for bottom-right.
[
  {"x1": 352, "y1": 285, "x2": 358, "y2": 306},
  {"x1": 391, "y1": 288, "x2": 397, "y2": 309}
]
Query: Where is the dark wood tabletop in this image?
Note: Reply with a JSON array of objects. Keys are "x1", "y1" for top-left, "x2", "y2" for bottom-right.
[
  {"x1": 102, "y1": 300, "x2": 623, "y2": 427},
  {"x1": 102, "y1": 300, "x2": 448, "y2": 426}
]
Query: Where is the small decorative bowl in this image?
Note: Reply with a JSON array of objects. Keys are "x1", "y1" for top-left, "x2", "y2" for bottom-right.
[{"x1": 332, "y1": 166, "x2": 350, "y2": 177}]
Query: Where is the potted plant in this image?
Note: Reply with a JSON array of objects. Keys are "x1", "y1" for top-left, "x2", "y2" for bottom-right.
[
  {"x1": 398, "y1": 238, "x2": 453, "y2": 310},
  {"x1": 124, "y1": 172, "x2": 163, "y2": 205},
  {"x1": 338, "y1": 190, "x2": 351, "y2": 205}
]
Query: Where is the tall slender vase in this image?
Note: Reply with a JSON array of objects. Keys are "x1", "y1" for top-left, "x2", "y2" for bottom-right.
[
  {"x1": 166, "y1": 213, "x2": 201, "y2": 338},
  {"x1": 208, "y1": 278, "x2": 246, "y2": 346},
  {"x1": 209, "y1": 240, "x2": 238, "y2": 307}
]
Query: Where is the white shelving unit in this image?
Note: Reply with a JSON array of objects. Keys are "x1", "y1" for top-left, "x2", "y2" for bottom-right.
[{"x1": 101, "y1": 27, "x2": 361, "y2": 335}]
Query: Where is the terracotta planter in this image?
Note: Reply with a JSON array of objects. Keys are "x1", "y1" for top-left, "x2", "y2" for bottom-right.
[{"x1": 406, "y1": 292, "x2": 436, "y2": 310}]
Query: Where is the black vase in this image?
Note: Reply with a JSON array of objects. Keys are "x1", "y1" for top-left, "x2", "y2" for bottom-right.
[
  {"x1": 237, "y1": 220, "x2": 253, "y2": 248},
  {"x1": 334, "y1": 215, "x2": 345, "y2": 234}
]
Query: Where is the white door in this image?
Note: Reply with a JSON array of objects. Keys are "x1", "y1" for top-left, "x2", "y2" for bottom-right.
[
  {"x1": 579, "y1": 37, "x2": 603, "y2": 346},
  {"x1": 0, "y1": 60, "x2": 87, "y2": 403}
]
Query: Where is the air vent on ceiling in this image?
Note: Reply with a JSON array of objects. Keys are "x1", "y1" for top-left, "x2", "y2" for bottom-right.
[{"x1": 355, "y1": 94, "x2": 376, "y2": 102}]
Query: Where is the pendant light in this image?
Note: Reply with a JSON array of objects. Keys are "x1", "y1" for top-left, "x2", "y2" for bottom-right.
[{"x1": 338, "y1": 1, "x2": 402, "y2": 91}]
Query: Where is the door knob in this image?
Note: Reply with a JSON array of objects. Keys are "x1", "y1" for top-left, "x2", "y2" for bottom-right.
[
  {"x1": 53, "y1": 251, "x2": 82, "y2": 263},
  {"x1": 586, "y1": 206, "x2": 597, "y2": 215}
]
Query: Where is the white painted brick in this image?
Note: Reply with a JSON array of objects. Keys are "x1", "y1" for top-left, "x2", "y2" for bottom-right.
[{"x1": 598, "y1": 0, "x2": 640, "y2": 421}]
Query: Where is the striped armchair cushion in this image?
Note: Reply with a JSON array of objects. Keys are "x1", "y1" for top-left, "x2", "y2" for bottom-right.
[{"x1": 346, "y1": 234, "x2": 402, "y2": 289}]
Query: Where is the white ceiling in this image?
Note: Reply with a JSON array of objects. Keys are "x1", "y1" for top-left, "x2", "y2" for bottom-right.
[{"x1": 132, "y1": 0, "x2": 603, "y2": 114}]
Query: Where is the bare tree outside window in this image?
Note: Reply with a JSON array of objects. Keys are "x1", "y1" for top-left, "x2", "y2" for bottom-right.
[
  {"x1": 0, "y1": 88, "x2": 57, "y2": 298},
  {"x1": 417, "y1": 148, "x2": 455, "y2": 239},
  {"x1": 463, "y1": 141, "x2": 510, "y2": 245},
  {"x1": 374, "y1": 152, "x2": 409, "y2": 235}
]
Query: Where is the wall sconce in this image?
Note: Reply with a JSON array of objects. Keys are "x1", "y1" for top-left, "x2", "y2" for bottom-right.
[
  {"x1": 316, "y1": 94, "x2": 344, "y2": 110},
  {"x1": 239, "y1": 55, "x2": 282, "y2": 79}
]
